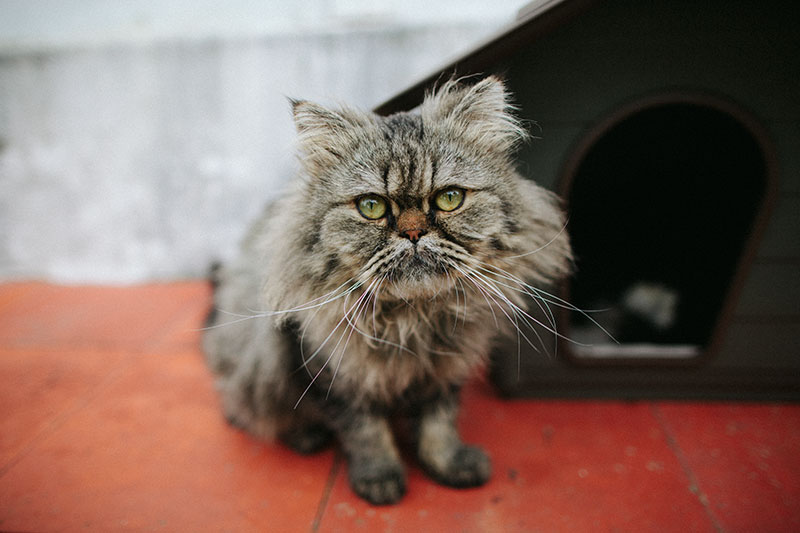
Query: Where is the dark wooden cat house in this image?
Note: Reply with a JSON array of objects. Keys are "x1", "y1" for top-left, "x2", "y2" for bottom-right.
[{"x1": 377, "y1": 0, "x2": 800, "y2": 399}]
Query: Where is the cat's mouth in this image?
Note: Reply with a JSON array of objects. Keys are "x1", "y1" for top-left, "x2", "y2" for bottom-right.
[{"x1": 380, "y1": 242, "x2": 453, "y2": 297}]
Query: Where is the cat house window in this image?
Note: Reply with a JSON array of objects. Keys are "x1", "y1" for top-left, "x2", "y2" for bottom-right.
[{"x1": 562, "y1": 97, "x2": 769, "y2": 362}]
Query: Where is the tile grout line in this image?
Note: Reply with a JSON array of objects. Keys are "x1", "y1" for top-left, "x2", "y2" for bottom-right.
[
  {"x1": 310, "y1": 452, "x2": 343, "y2": 532},
  {"x1": 650, "y1": 403, "x2": 726, "y2": 533}
]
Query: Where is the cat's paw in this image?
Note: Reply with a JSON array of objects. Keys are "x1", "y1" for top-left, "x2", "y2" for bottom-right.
[
  {"x1": 424, "y1": 444, "x2": 492, "y2": 488},
  {"x1": 348, "y1": 461, "x2": 407, "y2": 505}
]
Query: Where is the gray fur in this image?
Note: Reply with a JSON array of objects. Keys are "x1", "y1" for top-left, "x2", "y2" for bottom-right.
[{"x1": 203, "y1": 76, "x2": 572, "y2": 505}]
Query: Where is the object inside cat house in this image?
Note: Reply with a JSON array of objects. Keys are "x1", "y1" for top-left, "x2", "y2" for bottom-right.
[
  {"x1": 564, "y1": 102, "x2": 767, "y2": 361},
  {"x1": 376, "y1": 0, "x2": 799, "y2": 400}
]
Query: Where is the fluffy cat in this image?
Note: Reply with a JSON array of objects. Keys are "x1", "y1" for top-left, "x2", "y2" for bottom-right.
[{"x1": 203, "y1": 76, "x2": 572, "y2": 505}]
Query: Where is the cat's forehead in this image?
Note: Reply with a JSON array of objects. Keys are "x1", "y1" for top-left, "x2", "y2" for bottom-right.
[
  {"x1": 374, "y1": 113, "x2": 481, "y2": 198},
  {"x1": 383, "y1": 156, "x2": 433, "y2": 201},
  {"x1": 334, "y1": 111, "x2": 493, "y2": 200}
]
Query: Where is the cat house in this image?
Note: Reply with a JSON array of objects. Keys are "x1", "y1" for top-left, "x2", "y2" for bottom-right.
[{"x1": 376, "y1": 0, "x2": 800, "y2": 399}]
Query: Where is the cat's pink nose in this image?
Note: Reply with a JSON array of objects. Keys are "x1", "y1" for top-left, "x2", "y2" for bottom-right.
[
  {"x1": 400, "y1": 228, "x2": 427, "y2": 242},
  {"x1": 397, "y1": 209, "x2": 429, "y2": 243}
]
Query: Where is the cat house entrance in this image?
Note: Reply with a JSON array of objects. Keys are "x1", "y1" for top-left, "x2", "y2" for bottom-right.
[{"x1": 563, "y1": 99, "x2": 768, "y2": 362}]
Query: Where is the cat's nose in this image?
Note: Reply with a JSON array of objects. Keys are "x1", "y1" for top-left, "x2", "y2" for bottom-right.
[
  {"x1": 397, "y1": 209, "x2": 429, "y2": 243},
  {"x1": 400, "y1": 228, "x2": 428, "y2": 243}
]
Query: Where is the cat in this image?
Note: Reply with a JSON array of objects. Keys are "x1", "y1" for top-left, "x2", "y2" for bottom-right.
[{"x1": 202, "y1": 76, "x2": 572, "y2": 505}]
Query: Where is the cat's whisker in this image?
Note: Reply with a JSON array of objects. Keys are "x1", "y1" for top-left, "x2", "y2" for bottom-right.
[
  {"x1": 456, "y1": 276, "x2": 469, "y2": 328},
  {"x1": 463, "y1": 266, "x2": 550, "y2": 354},
  {"x1": 468, "y1": 267, "x2": 563, "y2": 339},
  {"x1": 353, "y1": 317, "x2": 419, "y2": 357},
  {"x1": 473, "y1": 260, "x2": 617, "y2": 344},
  {"x1": 355, "y1": 276, "x2": 421, "y2": 357},
  {"x1": 294, "y1": 284, "x2": 371, "y2": 373},
  {"x1": 288, "y1": 273, "x2": 410, "y2": 380},
  {"x1": 197, "y1": 311, "x2": 269, "y2": 331},
  {"x1": 216, "y1": 308, "x2": 262, "y2": 319},
  {"x1": 326, "y1": 278, "x2": 382, "y2": 399},
  {"x1": 464, "y1": 265, "x2": 543, "y2": 361},
  {"x1": 256, "y1": 278, "x2": 364, "y2": 315},
  {"x1": 502, "y1": 217, "x2": 569, "y2": 261},
  {"x1": 287, "y1": 279, "x2": 371, "y2": 376},
  {"x1": 467, "y1": 268, "x2": 544, "y2": 345},
  {"x1": 371, "y1": 275, "x2": 384, "y2": 338},
  {"x1": 454, "y1": 265, "x2": 543, "y2": 354},
  {"x1": 343, "y1": 274, "x2": 424, "y2": 367},
  {"x1": 273, "y1": 280, "x2": 365, "y2": 316},
  {"x1": 204, "y1": 279, "x2": 364, "y2": 334},
  {"x1": 457, "y1": 260, "x2": 555, "y2": 350},
  {"x1": 451, "y1": 265, "x2": 499, "y2": 329},
  {"x1": 468, "y1": 265, "x2": 601, "y2": 348},
  {"x1": 298, "y1": 297, "x2": 329, "y2": 379},
  {"x1": 445, "y1": 269, "x2": 461, "y2": 334},
  {"x1": 439, "y1": 252, "x2": 475, "y2": 331},
  {"x1": 429, "y1": 348, "x2": 462, "y2": 357},
  {"x1": 476, "y1": 261, "x2": 578, "y2": 312},
  {"x1": 469, "y1": 263, "x2": 560, "y2": 337},
  {"x1": 294, "y1": 278, "x2": 379, "y2": 408},
  {"x1": 453, "y1": 264, "x2": 540, "y2": 353},
  {"x1": 529, "y1": 286, "x2": 618, "y2": 342}
]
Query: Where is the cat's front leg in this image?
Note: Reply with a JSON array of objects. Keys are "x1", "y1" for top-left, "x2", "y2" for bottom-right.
[
  {"x1": 333, "y1": 411, "x2": 406, "y2": 505},
  {"x1": 416, "y1": 393, "x2": 491, "y2": 488}
]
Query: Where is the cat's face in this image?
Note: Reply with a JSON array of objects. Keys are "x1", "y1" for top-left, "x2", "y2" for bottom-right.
[{"x1": 290, "y1": 77, "x2": 535, "y2": 299}]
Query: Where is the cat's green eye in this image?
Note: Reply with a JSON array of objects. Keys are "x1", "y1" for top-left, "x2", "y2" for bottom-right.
[
  {"x1": 434, "y1": 188, "x2": 465, "y2": 212},
  {"x1": 357, "y1": 195, "x2": 387, "y2": 220}
]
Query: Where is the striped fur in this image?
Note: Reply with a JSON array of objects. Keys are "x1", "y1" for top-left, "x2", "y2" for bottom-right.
[{"x1": 203, "y1": 76, "x2": 572, "y2": 504}]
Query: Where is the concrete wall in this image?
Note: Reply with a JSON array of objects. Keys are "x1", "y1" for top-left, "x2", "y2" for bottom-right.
[{"x1": 0, "y1": 0, "x2": 526, "y2": 283}]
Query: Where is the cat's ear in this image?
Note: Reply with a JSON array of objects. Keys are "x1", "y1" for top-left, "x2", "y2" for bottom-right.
[
  {"x1": 291, "y1": 99, "x2": 349, "y2": 137},
  {"x1": 421, "y1": 76, "x2": 527, "y2": 154},
  {"x1": 290, "y1": 99, "x2": 367, "y2": 172}
]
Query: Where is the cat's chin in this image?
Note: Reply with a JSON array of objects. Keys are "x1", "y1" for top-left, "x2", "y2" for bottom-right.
[
  {"x1": 383, "y1": 276, "x2": 454, "y2": 301},
  {"x1": 381, "y1": 247, "x2": 455, "y2": 300}
]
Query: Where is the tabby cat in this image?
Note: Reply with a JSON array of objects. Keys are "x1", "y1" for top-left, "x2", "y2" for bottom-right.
[{"x1": 203, "y1": 76, "x2": 572, "y2": 505}]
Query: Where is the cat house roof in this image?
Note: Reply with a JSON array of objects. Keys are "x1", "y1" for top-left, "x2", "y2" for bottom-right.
[{"x1": 375, "y1": 0, "x2": 596, "y2": 115}]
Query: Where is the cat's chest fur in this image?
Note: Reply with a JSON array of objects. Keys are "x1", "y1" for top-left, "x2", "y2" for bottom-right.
[
  {"x1": 292, "y1": 292, "x2": 493, "y2": 407},
  {"x1": 203, "y1": 77, "x2": 575, "y2": 505}
]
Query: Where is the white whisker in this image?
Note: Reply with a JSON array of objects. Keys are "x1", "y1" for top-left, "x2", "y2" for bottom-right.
[
  {"x1": 502, "y1": 217, "x2": 569, "y2": 260},
  {"x1": 463, "y1": 266, "x2": 548, "y2": 353},
  {"x1": 474, "y1": 260, "x2": 618, "y2": 344},
  {"x1": 199, "y1": 278, "x2": 364, "y2": 333},
  {"x1": 294, "y1": 278, "x2": 379, "y2": 408},
  {"x1": 326, "y1": 278, "x2": 381, "y2": 399},
  {"x1": 456, "y1": 265, "x2": 545, "y2": 354}
]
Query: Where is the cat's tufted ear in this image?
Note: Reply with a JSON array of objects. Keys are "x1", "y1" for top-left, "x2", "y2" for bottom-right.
[
  {"x1": 420, "y1": 76, "x2": 527, "y2": 155},
  {"x1": 290, "y1": 99, "x2": 368, "y2": 173},
  {"x1": 291, "y1": 99, "x2": 349, "y2": 136}
]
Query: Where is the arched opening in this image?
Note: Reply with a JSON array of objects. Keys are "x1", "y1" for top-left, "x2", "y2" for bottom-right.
[{"x1": 564, "y1": 99, "x2": 769, "y2": 362}]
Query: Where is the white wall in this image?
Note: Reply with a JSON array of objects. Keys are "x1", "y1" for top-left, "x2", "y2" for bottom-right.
[{"x1": 0, "y1": 0, "x2": 526, "y2": 283}]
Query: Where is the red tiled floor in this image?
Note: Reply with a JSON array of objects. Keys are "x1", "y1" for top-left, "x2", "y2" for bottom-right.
[
  {"x1": 1, "y1": 282, "x2": 799, "y2": 532},
  {"x1": 319, "y1": 386, "x2": 715, "y2": 532},
  {"x1": 0, "y1": 346, "x2": 128, "y2": 468},
  {"x1": 0, "y1": 282, "x2": 208, "y2": 352},
  {"x1": 657, "y1": 403, "x2": 800, "y2": 533},
  {"x1": 1, "y1": 348, "x2": 333, "y2": 532}
]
